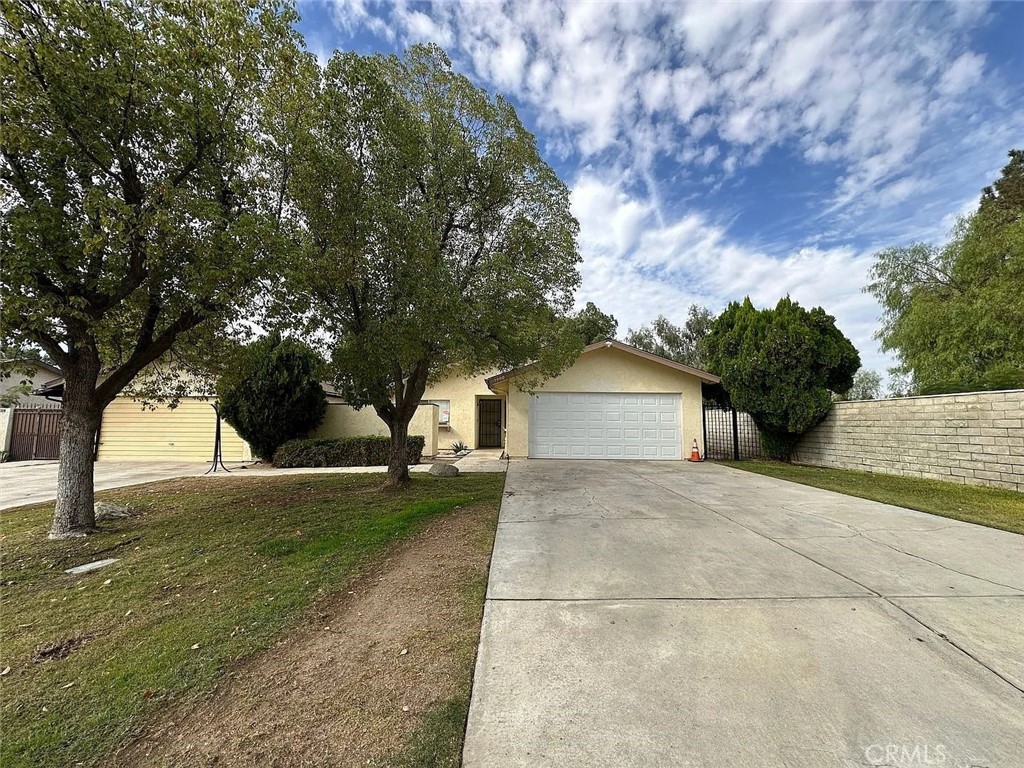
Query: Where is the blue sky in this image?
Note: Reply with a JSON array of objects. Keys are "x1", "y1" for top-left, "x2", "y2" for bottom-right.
[{"x1": 294, "y1": 0, "x2": 1024, "y2": 381}]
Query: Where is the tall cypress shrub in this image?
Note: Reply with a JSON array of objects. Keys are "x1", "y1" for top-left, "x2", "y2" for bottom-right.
[{"x1": 218, "y1": 333, "x2": 328, "y2": 460}]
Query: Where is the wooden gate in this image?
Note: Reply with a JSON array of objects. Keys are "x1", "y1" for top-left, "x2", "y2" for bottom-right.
[{"x1": 9, "y1": 407, "x2": 62, "y2": 460}]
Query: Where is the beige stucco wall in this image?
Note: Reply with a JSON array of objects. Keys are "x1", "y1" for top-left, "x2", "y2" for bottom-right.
[
  {"x1": 793, "y1": 390, "x2": 1024, "y2": 492},
  {"x1": 1, "y1": 364, "x2": 60, "y2": 408},
  {"x1": 423, "y1": 372, "x2": 501, "y2": 451},
  {"x1": 0, "y1": 407, "x2": 13, "y2": 454},
  {"x1": 504, "y1": 346, "x2": 706, "y2": 459},
  {"x1": 98, "y1": 398, "x2": 251, "y2": 462},
  {"x1": 311, "y1": 402, "x2": 439, "y2": 457}
]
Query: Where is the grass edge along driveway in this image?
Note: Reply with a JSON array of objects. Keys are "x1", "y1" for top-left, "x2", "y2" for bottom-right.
[
  {"x1": 0, "y1": 472, "x2": 505, "y2": 768},
  {"x1": 720, "y1": 460, "x2": 1023, "y2": 535}
]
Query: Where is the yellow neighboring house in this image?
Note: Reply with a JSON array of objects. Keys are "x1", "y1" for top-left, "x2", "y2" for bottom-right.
[{"x1": 39, "y1": 340, "x2": 720, "y2": 463}]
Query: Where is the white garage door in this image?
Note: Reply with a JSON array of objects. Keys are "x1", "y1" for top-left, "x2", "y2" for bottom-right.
[{"x1": 528, "y1": 392, "x2": 681, "y2": 460}]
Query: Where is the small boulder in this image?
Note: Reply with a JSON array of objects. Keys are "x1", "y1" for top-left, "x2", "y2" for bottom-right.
[
  {"x1": 94, "y1": 502, "x2": 134, "y2": 521},
  {"x1": 428, "y1": 463, "x2": 460, "y2": 477}
]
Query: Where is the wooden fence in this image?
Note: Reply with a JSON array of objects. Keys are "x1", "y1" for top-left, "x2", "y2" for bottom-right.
[{"x1": 9, "y1": 407, "x2": 61, "y2": 460}]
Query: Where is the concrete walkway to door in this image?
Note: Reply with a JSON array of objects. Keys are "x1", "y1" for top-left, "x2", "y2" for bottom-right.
[{"x1": 464, "y1": 460, "x2": 1024, "y2": 767}]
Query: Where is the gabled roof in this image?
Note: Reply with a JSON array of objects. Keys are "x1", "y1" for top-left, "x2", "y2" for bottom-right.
[{"x1": 485, "y1": 339, "x2": 722, "y2": 387}]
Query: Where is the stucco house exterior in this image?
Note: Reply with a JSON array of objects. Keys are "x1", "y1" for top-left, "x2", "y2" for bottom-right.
[
  {"x1": 317, "y1": 339, "x2": 719, "y2": 461},
  {"x1": 36, "y1": 340, "x2": 719, "y2": 463},
  {"x1": 486, "y1": 340, "x2": 717, "y2": 460}
]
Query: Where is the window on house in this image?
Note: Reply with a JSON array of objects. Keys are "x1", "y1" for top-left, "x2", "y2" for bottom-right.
[{"x1": 428, "y1": 399, "x2": 451, "y2": 425}]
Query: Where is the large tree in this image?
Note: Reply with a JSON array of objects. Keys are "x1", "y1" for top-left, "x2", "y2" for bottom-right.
[
  {"x1": 866, "y1": 149, "x2": 1024, "y2": 394},
  {"x1": 840, "y1": 369, "x2": 882, "y2": 401},
  {"x1": 703, "y1": 297, "x2": 860, "y2": 460},
  {"x1": 572, "y1": 301, "x2": 618, "y2": 345},
  {"x1": 285, "y1": 45, "x2": 581, "y2": 486},
  {"x1": 625, "y1": 304, "x2": 716, "y2": 368},
  {"x1": 0, "y1": 0, "x2": 304, "y2": 537}
]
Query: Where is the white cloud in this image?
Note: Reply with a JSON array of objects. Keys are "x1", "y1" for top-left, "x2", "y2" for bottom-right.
[
  {"x1": 938, "y1": 51, "x2": 986, "y2": 96},
  {"x1": 345, "y1": 0, "x2": 1014, "y2": 224},
  {"x1": 570, "y1": 174, "x2": 888, "y2": 374},
  {"x1": 318, "y1": 0, "x2": 1021, "y2": 381}
]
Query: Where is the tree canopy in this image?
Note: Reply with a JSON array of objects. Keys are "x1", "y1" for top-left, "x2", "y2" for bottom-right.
[
  {"x1": 866, "y1": 149, "x2": 1024, "y2": 394},
  {"x1": 284, "y1": 45, "x2": 581, "y2": 484},
  {"x1": 572, "y1": 302, "x2": 618, "y2": 345},
  {"x1": 703, "y1": 297, "x2": 860, "y2": 460},
  {"x1": 841, "y1": 369, "x2": 882, "y2": 401},
  {"x1": 625, "y1": 305, "x2": 716, "y2": 368},
  {"x1": 0, "y1": 0, "x2": 305, "y2": 536},
  {"x1": 217, "y1": 333, "x2": 327, "y2": 461}
]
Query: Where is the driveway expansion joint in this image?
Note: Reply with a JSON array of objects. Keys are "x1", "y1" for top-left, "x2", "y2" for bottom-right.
[
  {"x1": 618, "y1": 463, "x2": 1024, "y2": 697},
  {"x1": 464, "y1": 461, "x2": 1024, "y2": 766},
  {"x1": 486, "y1": 593, "x2": 1024, "y2": 603}
]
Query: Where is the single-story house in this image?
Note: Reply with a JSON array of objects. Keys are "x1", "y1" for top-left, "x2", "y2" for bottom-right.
[
  {"x1": 481, "y1": 340, "x2": 718, "y2": 460},
  {"x1": 34, "y1": 340, "x2": 720, "y2": 463}
]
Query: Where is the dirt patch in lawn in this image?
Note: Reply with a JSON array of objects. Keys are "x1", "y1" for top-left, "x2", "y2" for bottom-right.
[{"x1": 109, "y1": 502, "x2": 498, "y2": 767}]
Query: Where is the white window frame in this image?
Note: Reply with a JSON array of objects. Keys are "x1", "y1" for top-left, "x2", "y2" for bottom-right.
[{"x1": 428, "y1": 399, "x2": 451, "y2": 426}]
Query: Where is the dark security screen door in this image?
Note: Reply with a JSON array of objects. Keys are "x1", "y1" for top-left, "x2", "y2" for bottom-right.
[{"x1": 478, "y1": 399, "x2": 503, "y2": 448}]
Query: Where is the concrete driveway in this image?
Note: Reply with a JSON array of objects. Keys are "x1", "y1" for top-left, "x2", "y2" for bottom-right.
[
  {"x1": 464, "y1": 461, "x2": 1024, "y2": 767},
  {"x1": 0, "y1": 461, "x2": 208, "y2": 510}
]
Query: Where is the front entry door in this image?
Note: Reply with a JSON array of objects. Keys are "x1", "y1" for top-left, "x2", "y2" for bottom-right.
[{"x1": 477, "y1": 399, "x2": 503, "y2": 448}]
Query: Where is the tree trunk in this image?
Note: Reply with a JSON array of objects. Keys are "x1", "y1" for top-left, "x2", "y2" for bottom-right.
[
  {"x1": 760, "y1": 430, "x2": 798, "y2": 462},
  {"x1": 51, "y1": 370, "x2": 102, "y2": 539},
  {"x1": 383, "y1": 417, "x2": 411, "y2": 488}
]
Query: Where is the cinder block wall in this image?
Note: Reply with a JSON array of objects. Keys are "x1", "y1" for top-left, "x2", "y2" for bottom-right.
[{"x1": 792, "y1": 390, "x2": 1024, "y2": 492}]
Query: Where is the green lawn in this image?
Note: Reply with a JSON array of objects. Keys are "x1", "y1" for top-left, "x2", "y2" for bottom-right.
[
  {"x1": 0, "y1": 473, "x2": 505, "y2": 768},
  {"x1": 720, "y1": 460, "x2": 1024, "y2": 535}
]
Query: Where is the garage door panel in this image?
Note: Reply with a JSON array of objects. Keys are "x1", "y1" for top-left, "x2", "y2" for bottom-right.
[
  {"x1": 529, "y1": 392, "x2": 680, "y2": 461},
  {"x1": 98, "y1": 399, "x2": 248, "y2": 462}
]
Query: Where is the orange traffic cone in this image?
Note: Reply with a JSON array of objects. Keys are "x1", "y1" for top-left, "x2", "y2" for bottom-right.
[{"x1": 688, "y1": 439, "x2": 702, "y2": 462}]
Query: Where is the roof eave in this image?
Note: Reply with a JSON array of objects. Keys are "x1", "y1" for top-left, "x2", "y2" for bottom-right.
[{"x1": 485, "y1": 339, "x2": 721, "y2": 387}]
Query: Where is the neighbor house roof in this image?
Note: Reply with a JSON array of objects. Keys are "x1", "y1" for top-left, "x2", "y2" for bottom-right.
[
  {"x1": 1, "y1": 358, "x2": 61, "y2": 376},
  {"x1": 32, "y1": 376, "x2": 66, "y2": 400},
  {"x1": 485, "y1": 339, "x2": 722, "y2": 387}
]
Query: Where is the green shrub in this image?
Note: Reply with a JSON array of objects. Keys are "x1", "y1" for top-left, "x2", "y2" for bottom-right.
[
  {"x1": 273, "y1": 435, "x2": 426, "y2": 468},
  {"x1": 218, "y1": 332, "x2": 328, "y2": 460},
  {"x1": 703, "y1": 296, "x2": 860, "y2": 461}
]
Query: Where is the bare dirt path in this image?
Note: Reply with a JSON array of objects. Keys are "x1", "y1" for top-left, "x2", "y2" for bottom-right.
[{"x1": 111, "y1": 501, "x2": 499, "y2": 767}]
